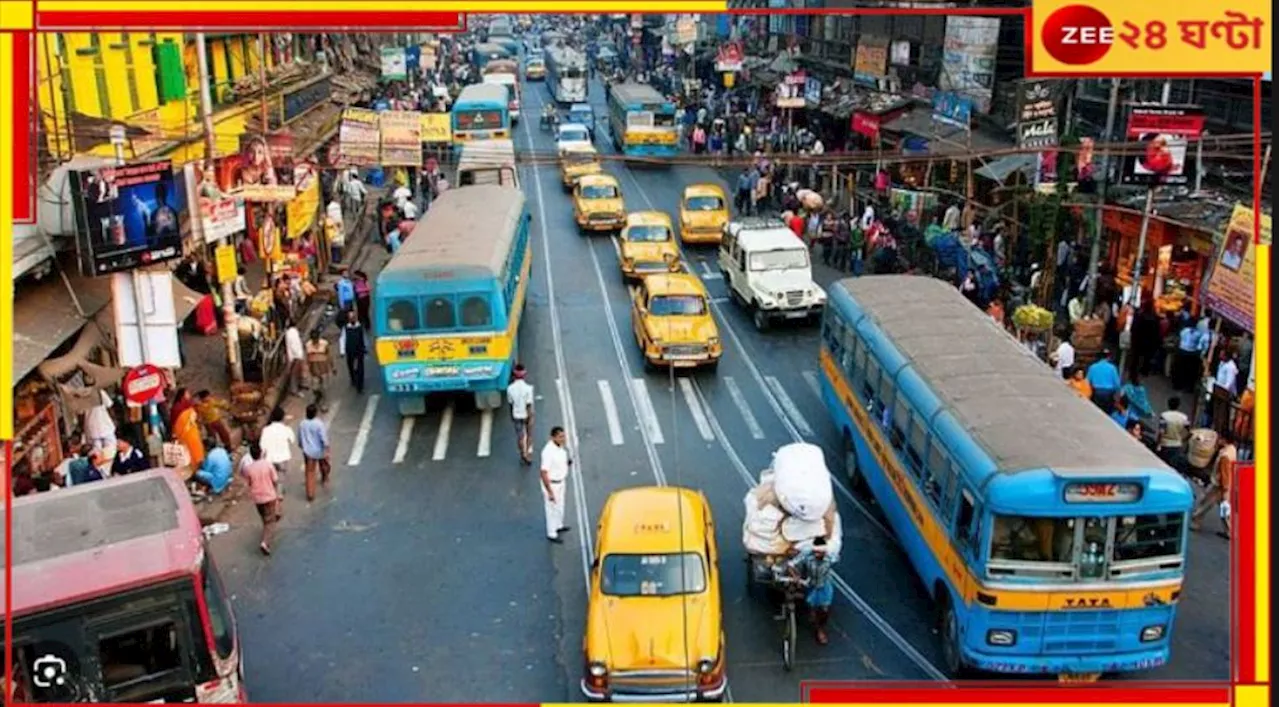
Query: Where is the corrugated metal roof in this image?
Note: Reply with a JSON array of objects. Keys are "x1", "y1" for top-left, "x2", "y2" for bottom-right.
[{"x1": 380, "y1": 186, "x2": 527, "y2": 283}]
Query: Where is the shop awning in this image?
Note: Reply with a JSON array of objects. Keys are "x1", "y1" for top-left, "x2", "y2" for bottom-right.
[
  {"x1": 13, "y1": 274, "x2": 113, "y2": 386},
  {"x1": 975, "y1": 153, "x2": 1037, "y2": 183},
  {"x1": 879, "y1": 109, "x2": 1016, "y2": 157}
]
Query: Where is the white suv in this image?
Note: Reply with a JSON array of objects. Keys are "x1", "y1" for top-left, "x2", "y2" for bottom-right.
[{"x1": 717, "y1": 218, "x2": 826, "y2": 330}]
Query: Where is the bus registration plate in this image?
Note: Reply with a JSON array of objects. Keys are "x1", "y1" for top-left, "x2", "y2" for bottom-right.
[{"x1": 1058, "y1": 673, "x2": 1100, "y2": 684}]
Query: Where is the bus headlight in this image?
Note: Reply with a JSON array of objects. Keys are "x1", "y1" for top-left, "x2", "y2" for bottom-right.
[
  {"x1": 986, "y1": 629, "x2": 1017, "y2": 646},
  {"x1": 1140, "y1": 625, "x2": 1166, "y2": 642}
]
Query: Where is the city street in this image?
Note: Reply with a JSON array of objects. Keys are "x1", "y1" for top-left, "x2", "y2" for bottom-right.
[{"x1": 206, "y1": 73, "x2": 1231, "y2": 702}]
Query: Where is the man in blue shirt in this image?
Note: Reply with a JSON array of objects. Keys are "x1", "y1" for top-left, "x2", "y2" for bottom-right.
[
  {"x1": 786, "y1": 537, "x2": 836, "y2": 645},
  {"x1": 335, "y1": 269, "x2": 356, "y2": 317},
  {"x1": 1086, "y1": 348, "x2": 1123, "y2": 414},
  {"x1": 193, "y1": 440, "x2": 233, "y2": 495},
  {"x1": 298, "y1": 403, "x2": 331, "y2": 501}
]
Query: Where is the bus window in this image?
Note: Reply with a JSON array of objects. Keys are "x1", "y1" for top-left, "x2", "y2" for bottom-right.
[
  {"x1": 387, "y1": 299, "x2": 421, "y2": 332},
  {"x1": 862, "y1": 356, "x2": 880, "y2": 405},
  {"x1": 891, "y1": 390, "x2": 911, "y2": 452},
  {"x1": 424, "y1": 296, "x2": 457, "y2": 330},
  {"x1": 955, "y1": 491, "x2": 979, "y2": 555},
  {"x1": 991, "y1": 515, "x2": 1075, "y2": 564},
  {"x1": 879, "y1": 368, "x2": 896, "y2": 408},
  {"x1": 839, "y1": 326, "x2": 856, "y2": 372},
  {"x1": 822, "y1": 313, "x2": 841, "y2": 357},
  {"x1": 1113, "y1": 513, "x2": 1184, "y2": 563},
  {"x1": 908, "y1": 415, "x2": 929, "y2": 476},
  {"x1": 851, "y1": 337, "x2": 866, "y2": 391},
  {"x1": 654, "y1": 112, "x2": 675, "y2": 127},
  {"x1": 926, "y1": 441, "x2": 948, "y2": 509},
  {"x1": 460, "y1": 294, "x2": 494, "y2": 329}
]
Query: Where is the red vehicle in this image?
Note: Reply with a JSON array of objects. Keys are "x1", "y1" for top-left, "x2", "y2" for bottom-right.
[{"x1": 3, "y1": 470, "x2": 244, "y2": 703}]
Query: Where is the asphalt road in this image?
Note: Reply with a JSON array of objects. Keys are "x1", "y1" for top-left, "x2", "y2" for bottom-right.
[{"x1": 208, "y1": 72, "x2": 1230, "y2": 702}]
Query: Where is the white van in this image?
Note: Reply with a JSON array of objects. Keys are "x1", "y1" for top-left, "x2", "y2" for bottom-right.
[{"x1": 718, "y1": 218, "x2": 826, "y2": 330}]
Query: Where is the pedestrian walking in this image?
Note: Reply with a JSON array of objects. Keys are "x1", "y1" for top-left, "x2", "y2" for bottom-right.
[
  {"x1": 298, "y1": 404, "x2": 332, "y2": 501},
  {"x1": 785, "y1": 536, "x2": 836, "y2": 645},
  {"x1": 507, "y1": 364, "x2": 535, "y2": 463},
  {"x1": 1086, "y1": 348, "x2": 1122, "y2": 414},
  {"x1": 1190, "y1": 431, "x2": 1237, "y2": 539},
  {"x1": 1157, "y1": 396, "x2": 1191, "y2": 472},
  {"x1": 354, "y1": 270, "x2": 373, "y2": 329},
  {"x1": 241, "y1": 442, "x2": 282, "y2": 555},
  {"x1": 305, "y1": 330, "x2": 333, "y2": 392},
  {"x1": 540, "y1": 426, "x2": 572, "y2": 544},
  {"x1": 339, "y1": 310, "x2": 368, "y2": 394},
  {"x1": 259, "y1": 406, "x2": 297, "y2": 485},
  {"x1": 335, "y1": 268, "x2": 356, "y2": 318},
  {"x1": 285, "y1": 323, "x2": 306, "y2": 396}
]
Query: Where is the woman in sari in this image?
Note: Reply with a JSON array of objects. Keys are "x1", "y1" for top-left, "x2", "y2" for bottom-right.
[{"x1": 172, "y1": 403, "x2": 206, "y2": 473}]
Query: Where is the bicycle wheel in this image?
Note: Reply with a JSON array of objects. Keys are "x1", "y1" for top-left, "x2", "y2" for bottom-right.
[{"x1": 782, "y1": 600, "x2": 797, "y2": 671}]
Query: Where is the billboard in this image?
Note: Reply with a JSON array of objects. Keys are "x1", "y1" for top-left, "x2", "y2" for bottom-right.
[
  {"x1": 1016, "y1": 79, "x2": 1060, "y2": 149},
  {"x1": 69, "y1": 160, "x2": 186, "y2": 275},
  {"x1": 938, "y1": 16, "x2": 1000, "y2": 113},
  {"x1": 1119, "y1": 106, "x2": 1205, "y2": 187},
  {"x1": 1203, "y1": 203, "x2": 1270, "y2": 333},
  {"x1": 852, "y1": 37, "x2": 889, "y2": 86},
  {"x1": 381, "y1": 111, "x2": 423, "y2": 166},
  {"x1": 932, "y1": 91, "x2": 973, "y2": 129},
  {"x1": 339, "y1": 108, "x2": 381, "y2": 166},
  {"x1": 381, "y1": 47, "x2": 407, "y2": 80},
  {"x1": 187, "y1": 162, "x2": 246, "y2": 243}
]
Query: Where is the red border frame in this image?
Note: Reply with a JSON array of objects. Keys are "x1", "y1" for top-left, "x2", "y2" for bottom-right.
[{"x1": 4, "y1": 5, "x2": 1271, "y2": 704}]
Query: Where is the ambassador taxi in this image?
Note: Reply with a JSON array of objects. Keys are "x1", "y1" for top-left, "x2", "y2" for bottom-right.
[
  {"x1": 630, "y1": 273, "x2": 721, "y2": 371},
  {"x1": 525, "y1": 57, "x2": 546, "y2": 80},
  {"x1": 618, "y1": 211, "x2": 682, "y2": 279},
  {"x1": 561, "y1": 143, "x2": 603, "y2": 190},
  {"x1": 574, "y1": 174, "x2": 626, "y2": 233},
  {"x1": 583, "y1": 487, "x2": 726, "y2": 702},
  {"x1": 678, "y1": 183, "x2": 729, "y2": 245}
]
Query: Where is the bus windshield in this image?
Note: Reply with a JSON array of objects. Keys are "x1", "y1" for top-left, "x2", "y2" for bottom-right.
[
  {"x1": 600, "y1": 553, "x2": 706, "y2": 597},
  {"x1": 989, "y1": 513, "x2": 1186, "y2": 580}
]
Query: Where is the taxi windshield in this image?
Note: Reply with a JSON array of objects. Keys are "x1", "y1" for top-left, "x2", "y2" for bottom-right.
[
  {"x1": 582, "y1": 184, "x2": 618, "y2": 199},
  {"x1": 559, "y1": 127, "x2": 590, "y2": 143},
  {"x1": 626, "y1": 225, "x2": 670, "y2": 243},
  {"x1": 600, "y1": 552, "x2": 706, "y2": 597},
  {"x1": 649, "y1": 294, "x2": 706, "y2": 316},
  {"x1": 685, "y1": 195, "x2": 723, "y2": 211}
]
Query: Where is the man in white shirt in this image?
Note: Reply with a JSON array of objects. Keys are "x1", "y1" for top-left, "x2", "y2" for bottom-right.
[
  {"x1": 84, "y1": 389, "x2": 117, "y2": 455},
  {"x1": 539, "y1": 426, "x2": 572, "y2": 543},
  {"x1": 1051, "y1": 336, "x2": 1075, "y2": 379},
  {"x1": 392, "y1": 183, "x2": 413, "y2": 205},
  {"x1": 506, "y1": 365, "x2": 535, "y2": 463},
  {"x1": 285, "y1": 324, "x2": 306, "y2": 396},
  {"x1": 859, "y1": 204, "x2": 875, "y2": 231},
  {"x1": 398, "y1": 196, "x2": 419, "y2": 221},
  {"x1": 259, "y1": 406, "x2": 297, "y2": 477},
  {"x1": 942, "y1": 202, "x2": 961, "y2": 231},
  {"x1": 1210, "y1": 352, "x2": 1239, "y2": 434}
]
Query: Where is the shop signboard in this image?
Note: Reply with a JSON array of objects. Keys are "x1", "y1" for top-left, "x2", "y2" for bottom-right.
[
  {"x1": 890, "y1": 40, "x2": 911, "y2": 66},
  {"x1": 1120, "y1": 106, "x2": 1205, "y2": 187},
  {"x1": 214, "y1": 243, "x2": 238, "y2": 285},
  {"x1": 111, "y1": 271, "x2": 182, "y2": 368},
  {"x1": 282, "y1": 76, "x2": 333, "y2": 125},
  {"x1": 938, "y1": 16, "x2": 1000, "y2": 114},
  {"x1": 851, "y1": 112, "x2": 881, "y2": 138},
  {"x1": 1203, "y1": 203, "x2": 1268, "y2": 333},
  {"x1": 339, "y1": 107, "x2": 381, "y2": 166},
  {"x1": 931, "y1": 91, "x2": 972, "y2": 129},
  {"x1": 381, "y1": 47, "x2": 408, "y2": 80},
  {"x1": 285, "y1": 168, "x2": 321, "y2": 240},
  {"x1": 676, "y1": 17, "x2": 697, "y2": 45},
  {"x1": 804, "y1": 77, "x2": 822, "y2": 107},
  {"x1": 852, "y1": 36, "x2": 889, "y2": 86},
  {"x1": 380, "y1": 111, "x2": 423, "y2": 166},
  {"x1": 68, "y1": 160, "x2": 185, "y2": 276},
  {"x1": 187, "y1": 162, "x2": 246, "y2": 243},
  {"x1": 715, "y1": 41, "x2": 744, "y2": 72},
  {"x1": 420, "y1": 112, "x2": 453, "y2": 143},
  {"x1": 221, "y1": 133, "x2": 299, "y2": 202},
  {"x1": 776, "y1": 71, "x2": 806, "y2": 108},
  {"x1": 1017, "y1": 79, "x2": 1060, "y2": 149}
]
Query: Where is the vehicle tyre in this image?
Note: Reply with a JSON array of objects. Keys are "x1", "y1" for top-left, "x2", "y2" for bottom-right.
[
  {"x1": 752, "y1": 306, "x2": 769, "y2": 332},
  {"x1": 843, "y1": 434, "x2": 871, "y2": 500},
  {"x1": 940, "y1": 597, "x2": 969, "y2": 678},
  {"x1": 782, "y1": 603, "x2": 797, "y2": 671},
  {"x1": 706, "y1": 359, "x2": 720, "y2": 374}
]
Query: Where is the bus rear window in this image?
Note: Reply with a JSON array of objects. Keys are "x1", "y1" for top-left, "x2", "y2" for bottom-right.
[
  {"x1": 654, "y1": 113, "x2": 676, "y2": 127},
  {"x1": 99, "y1": 623, "x2": 183, "y2": 691},
  {"x1": 456, "y1": 110, "x2": 504, "y2": 130}
]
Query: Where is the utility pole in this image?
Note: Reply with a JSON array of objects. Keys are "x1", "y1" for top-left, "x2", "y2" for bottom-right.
[
  {"x1": 259, "y1": 33, "x2": 270, "y2": 133},
  {"x1": 196, "y1": 32, "x2": 244, "y2": 382},
  {"x1": 1084, "y1": 78, "x2": 1120, "y2": 312}
]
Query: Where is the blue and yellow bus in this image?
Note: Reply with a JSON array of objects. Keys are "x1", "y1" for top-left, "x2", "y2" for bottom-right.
[
  {"x1": 471, "y1": 42, "x2": 512, "y2": 71},
  {"x1": 452, "y1": 83, "x2": 511, "y2": 144},
  {"x1": 607, "y1": 83, "x2": 678, "y2": 159},
  {"x1": 374, "y1": 185, "x2": 532, "y2": 415},
  {"x1": 817, "y1": 275, "x2": 1193, "y2": 679}
]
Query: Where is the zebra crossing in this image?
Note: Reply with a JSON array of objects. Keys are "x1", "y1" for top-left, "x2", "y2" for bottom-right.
[{"x1": 340, "y1": 369, "x2": 828, "y2": 465}]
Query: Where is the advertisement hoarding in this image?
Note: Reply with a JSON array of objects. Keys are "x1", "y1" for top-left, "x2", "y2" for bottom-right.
[
  {"x1": 381, "y1": 111, "x2": 424, "y2": 166},
  {"x1": 381, "y1": 47, "x2": 407, "y2": 80},
  {"x1": 938, "y1": 16, "x2": 1000, "y2": 114},
  {"x1": 420, "y1": 113, "x2": 453, "y2": 143},
  {"x1": 69, "y1": 160, "x2": 186, "y2": 275},
  {"x1": 1119, "y1": 106, "x2": 1205, "y2": 187},
  {"x1": 339, "y1": 108, "x2": 381, "y2": 166},
  {"x1": 931, "y1": 91, "x2": 973, "y2": 129},
  {"x1": 1016, "y1": 79, "x2": 1060, "y2": 149},
  {"x1": 187, "y1": 162, "x2": 246, "y2": 243},
  {"x1": 1203, "y1": 203, "x2": 1269, "y2": 333},
  {"x1": 853, "y1": 36, "x2": 889, "y2": 86},
  {"x1": 776, "y1": 71, "x2": 807, "y2": 108}
]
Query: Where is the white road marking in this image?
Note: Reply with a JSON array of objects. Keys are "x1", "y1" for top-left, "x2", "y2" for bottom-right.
[
  {"x1": 802, "y1": 370, "x2": 823, "y2": 400},
  {"x1": 610, "y1": 234, "x2": 623, "y2": 259},
  {"x1": 346, "y1": 394, "x2": 381, "y2": 466},
  {"x1": 698, "y1": 260, "x2": 723, "y2": 280},
  {"x1": 678, "y1": 377, "x2": 715, "y2": 442},
  {"x1": 630, "y1": 378, "x2": 666, "y2": 445},
  {"x1": 723, "y1": 377, "x2": 765, "y2": 439},
  {"x1": 522, "y1": 111, "x2": 594, "y2": 589},
  {"x1": 597, "y1": 380, "x2": 625, "y2": 445},
  {"x1": 392, "y1": 416, "x2": 415, "y2": 464},
  {"x1": 710, "y1": 296, "x2": 730, "y2": 304},
  {"x1": 432, "y1": 400, "x2": 455, "y2": 461},
  {"x1": 477, "y1": 408, "x2": 493, "y2": 458},
  {"x1": 764, "y1": 375, "x2": 814, "y2": 436}
]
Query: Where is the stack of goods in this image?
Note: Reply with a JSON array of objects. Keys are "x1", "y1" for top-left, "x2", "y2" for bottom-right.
[
  {"x1": 796, "y1": 189, "x2": 824, "y2": 211},
  {"x1": 1187, "y1": 428, "x2": 1218, "y2": 470},
  {"x1": 1072, "y1": 318, "x2": 1106, "y2": 365},
  {"x1": 743, "y1": 443, "x2": 843, "y2": 559},
  {"x1": 1012, "y1": 304, "x2": 1054, "y2": 333}
]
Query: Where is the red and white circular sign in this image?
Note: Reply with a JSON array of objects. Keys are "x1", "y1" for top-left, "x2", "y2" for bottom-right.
[{"x1": 122, "y1": 364, "x2": 166, "y2": 405}]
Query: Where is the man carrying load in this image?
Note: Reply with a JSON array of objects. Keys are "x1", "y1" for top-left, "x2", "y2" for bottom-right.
[{"x1": 786, "y1": 536, "x2": 835, "y2": 645}]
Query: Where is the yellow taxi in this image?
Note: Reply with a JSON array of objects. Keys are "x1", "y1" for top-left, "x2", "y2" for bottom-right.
[
  {"x1": 678, "y1": 183, "x2": 729, "y2": 245},
  {"x1": 525, "y1": 57, "x2": 546, "y2": 80},
  {"x1": 630, "y1": 273, "x2": 721, "y2": 371},
  {"x1": 618, "y1": 211, "x2": 682, "y2": 280},
  {"x1": 560, "y1": 143, "x2": 603, "y2": 190},
  {"x1": 582, "y1": 486, "x2": 726, "y2": 702},
  {"x1": 574, "y1": 173, "x2": 626, "y2": 233}
]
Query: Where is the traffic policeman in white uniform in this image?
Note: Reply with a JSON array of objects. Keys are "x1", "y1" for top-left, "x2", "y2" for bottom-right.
[{"x1": 539, "y1": 426, "x2": 572, "y2": 543}]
